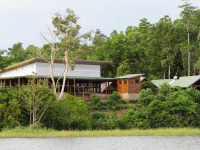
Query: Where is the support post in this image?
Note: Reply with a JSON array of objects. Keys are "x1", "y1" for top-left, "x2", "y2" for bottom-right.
[
  {"x1": 18, "y1": 78, "x2": 20, "y2": 88},
  {"x1": 58, "y1": 81, "x2": 60, "y2": 93},
  {"x1": 4, "y1": 80, "x2": 6, "y2": 88},
  {"x1": 100, "y1": 82, "x2": 101, "y2": 93},
  {"x1": 22, "y1": 79, "x2": 25, "y2": 86},
  {"x1": 122, "y1": 79, "x2": 124, "y2": 97},
  {"x1": 14, "y1": 80, "x2": 17, "y2": 89},
  {"x1": 0, "y1": 80, "x2": 2, "y2": 88},
  {"x1": 105, "y1": 81, "x2": 107, "y2": 94},
  {"x1": 89, "y1": 81, "x2": 91, "y2": 93},
  {"x1": 74, "y1": 78, "x2": 76, "y2": 97},
  {"x1": 82, "y1": 85, "x2": 84, "y2": 101},
  {"x1": 67, "y1": 80, "x2": 69, "y2": 92},
  {"x1": 108, "y1": 81, "x2": 109, "y2": 93},
  {"x1": 9, "y1": 80, "x2": 11, "y2": 87}
]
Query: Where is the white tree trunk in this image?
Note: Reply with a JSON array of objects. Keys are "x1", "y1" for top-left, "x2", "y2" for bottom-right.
[
  {"x1": 187, "y1": 26, "x2": 190, "y2": 76},
  {"x1": 59, "y1": 51, "x2": 70, "y2": 99}
]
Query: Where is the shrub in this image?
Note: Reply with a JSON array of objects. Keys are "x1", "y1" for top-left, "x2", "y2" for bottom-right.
[
  {"x1": 186, "y1": 87, "x2": 200, "y2": 104},
  {"x1": 91, "y1": 94, "x2": 100, "y2": 105},
  {"x1": 117, "y1": 115, "x2": 133, "y2": 129},
  {"x1": 0, "y1": 88, "x2": 27, "y2": 129},
  {"x1": 129, "y1": 99, "x2": 138, "y2": 104},
  {"x1": 41, "y1": 94, "x2": 91, "y2": 130},
  {"x1": 29, "y1": 122, "x2": 42, "y2": 130},
  {"x1": 108, "y1": 91, "x2": 122, "y2": 103},
  {"x1": 141, "y1": 81, "x2": 157, "y2": 93},
  {"x1": 138, "y1": 88, "x2": 155, "y2": 106},
  {"x1": 119, "y1": 99, "x2": 127, "y2": 104},
  {"x1": 91, "y1": 112, "x2": 118, "y2": 130},
  {"x1": 114, "y1": 104, "x2": 123, "y2": 110},
  {"x1": 118, "y1": 107, "x2": 151, "y2": 129},
  {"x1": 159, "y1": 83, "x2": 173, "y2": 96}
]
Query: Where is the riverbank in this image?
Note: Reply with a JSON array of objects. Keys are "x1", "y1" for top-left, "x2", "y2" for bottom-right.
[{"x1": 1, "y1": 128, "x2": 200, "y2": 138}]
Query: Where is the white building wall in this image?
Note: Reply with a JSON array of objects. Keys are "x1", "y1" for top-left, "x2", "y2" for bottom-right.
[
  {"x1": 36, "y1": 62, "x2": 101, "y2": 77},
  {"x1": 0, "y1": 62, "x2": 101, "y2": 78},
  {"x1": 0, "y1": 63, "x2": 36, "y2": 78}
]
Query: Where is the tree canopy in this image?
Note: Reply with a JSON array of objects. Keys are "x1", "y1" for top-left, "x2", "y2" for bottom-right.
[{"x1": 1, "y1": 1, "x2": 200, "y2": 80}]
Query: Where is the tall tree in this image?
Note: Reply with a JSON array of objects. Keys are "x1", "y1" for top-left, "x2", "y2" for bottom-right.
[
  {"x1": 8, "y1": 42, "x2": 25, "y2": 64},
  {"x1": 0, "y1": 50, "x2": 11, "y2": 69},
  {"x1": 179, "y1": 0, "x2": 197, "y2": 76},
  {"x1": 52, "y1": 8, "x2": 81, "y2": 99}
]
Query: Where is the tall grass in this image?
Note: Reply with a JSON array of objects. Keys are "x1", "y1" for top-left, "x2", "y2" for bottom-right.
[{"x1": 1, "y1": 128, "x2": 200, "y2": 138}]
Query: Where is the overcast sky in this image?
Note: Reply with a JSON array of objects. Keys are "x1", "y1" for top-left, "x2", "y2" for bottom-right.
[{"x1": 0, "y1": 0, "x2": 199, "y2": 50}]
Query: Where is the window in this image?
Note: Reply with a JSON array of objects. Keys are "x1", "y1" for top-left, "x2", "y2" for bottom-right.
[
  {"x1": 119, "y1": 81, "x2": 122, "y2": 84},
  {"x1": 93, "y1": 82, "x2": 100, "y2": 93},
  {"x1": 135, "y1": 79, "x2": 139, "y2": 83},
  {"x1": 124, "y1": 80, "x2": 127, "y2": 84}
]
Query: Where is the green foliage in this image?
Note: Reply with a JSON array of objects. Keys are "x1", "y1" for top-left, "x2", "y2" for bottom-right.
[
  {"x1": 29, "y1": 122, "x2": 42, "y2": 130},
  {"x1": 16, "y1": 76, "x2": 56, "y2": 125},
  {"x1": 91, "y1": 112, "x2": 118, "y2": 130},
  {"x1": 0, "y1": 88, "x2": 27, "y2": 129},
  {"x1": 8, "y1": 42, "x2": 26, "y2": 64},
  {"x1": 108, "y1": 91, "x2": 122, "y2": 103},
  {"x1": 159, "y1": 83, "x2": 173, "y2": 96},
  {"x1": 120, "y1": 85, "x2": 200, "y2": 129},
  {"x1": 186, "y1": 87, "x2": 200, "y2": 104},
  {"x1": 138, "y1": 88, "x2": 155, "y2": 106},
  {"x1": 129, "y1": 99, "x2": 138, "y2": 104},
  {"x1": 141, "y1": 81, "x2": 157, "y2": 93},
  {"x1": 42, "y1": 94, "x2": 91, "y2": 130},
  {"x1": 90, "y1": 92, "x2": 126, "y2": 111},
  {"x1": 91, "y1": 94, "x2": 100, "y2": 105}
]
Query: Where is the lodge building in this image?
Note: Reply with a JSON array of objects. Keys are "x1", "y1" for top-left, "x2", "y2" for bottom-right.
[{"x1": 0, "y1": 58, "x2": 146, "y2": 100}]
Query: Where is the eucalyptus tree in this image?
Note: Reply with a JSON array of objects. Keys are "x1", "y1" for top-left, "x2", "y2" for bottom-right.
[
  {"x1": 52, "y1": 8, "x2": 82, "y2": 99},
  {"x1": 154, "y1": 16, "x2": 181, "y2": 79},
  {"x1": 179, "y1": 0, "x2": 197, "y2": 76}
]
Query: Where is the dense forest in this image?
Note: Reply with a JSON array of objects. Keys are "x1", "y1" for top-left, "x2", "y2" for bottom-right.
[{"x1": 0, "y1": 2, "x2": 200, "y2": 80}]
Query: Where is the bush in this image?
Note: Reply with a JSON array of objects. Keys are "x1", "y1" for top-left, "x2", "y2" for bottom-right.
[
  {"x1": 114, "y1": 104, "x2": 123, "y2": 110},
  {"x1": 129, "y1": 99, "x2": 138, "y2": 104},
  {"x1": 41, "y1": 94, "x2": 91, "y2": 130},
  {"x1": 138, "y1": 88, "x2": 155, "y2": 106},
  {"x1": 0, "y1": 88, "x2": 27, "y2": 129},
  {"x1": 159, "y1": 83, "x2": 173, "y2": 96},
  {"x1": 30, "y1": 122, "x2": 42, "y2": 130},
  {"x1": 186, "y1": 87, "x2": 200, "y2": 104},
  {"x1": 108, "y1": 91, "x2": 122, "y2": 103},
  {"x1": 117, "y1": 115, "x2": 133, "y2": 129},
  {"x1": 91, "y1": 112, "x2": 118, "y2": 130},
  {"x1": 119, "y1": 99, "x2": 127, "y2": 104},
  {"x1": 121, "y1": 84, "x2": 200, "y2": 129},
  {"x1": 91, "y1": 94, "x2": 100, "y2": 105},
  {"x1": 141, "y1": 81, "x2": 157, "y2": 93}
]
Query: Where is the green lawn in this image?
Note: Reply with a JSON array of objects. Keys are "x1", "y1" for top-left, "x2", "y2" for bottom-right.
[{"x1": 1, "y1": 128, "x2": 200, "y2": 138}]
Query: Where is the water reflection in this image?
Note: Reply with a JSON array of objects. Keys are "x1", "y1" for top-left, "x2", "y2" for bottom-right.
[{"x1": 0, "y1": 136, "x2": 200, "y2": 150}]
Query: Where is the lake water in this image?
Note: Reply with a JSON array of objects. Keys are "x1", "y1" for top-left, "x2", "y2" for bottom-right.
[{"x1": 1, "y1": 136, "x2": 200, "y2": 150}]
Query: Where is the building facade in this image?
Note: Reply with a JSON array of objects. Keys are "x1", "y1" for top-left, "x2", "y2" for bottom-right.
[{"x1": 0, "y1": 58, "x2": 146, "y2": 100}]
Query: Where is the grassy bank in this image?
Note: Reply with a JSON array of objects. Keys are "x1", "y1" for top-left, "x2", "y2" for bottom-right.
[{"x1": 1, "y1": 128, "x2": 200, "y2": 138}]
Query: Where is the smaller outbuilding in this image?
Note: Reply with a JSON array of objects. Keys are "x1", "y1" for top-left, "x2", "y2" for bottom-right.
[
  {"x1": 151, "y1": 75, "x2": 200, "y2": 90},
  {"x1": 116, "y1": 74, "x2": 145, "y2": 100}
]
